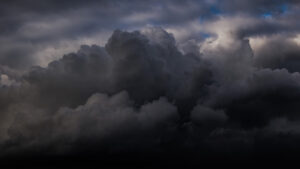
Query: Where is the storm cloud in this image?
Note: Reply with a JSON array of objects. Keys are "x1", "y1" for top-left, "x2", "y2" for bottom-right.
[{"x1": 1, "y1": 0, "x2": 300, "y2": 167}]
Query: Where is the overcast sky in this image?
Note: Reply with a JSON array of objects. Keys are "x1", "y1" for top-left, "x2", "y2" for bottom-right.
[{"x1": 1, "y1": 0, "x2": 300, "y2": 167}]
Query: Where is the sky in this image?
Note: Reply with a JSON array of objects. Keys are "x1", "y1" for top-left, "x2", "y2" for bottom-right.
[{"x1": 1, "y1": 0, "x2": 300, "y2": 167}]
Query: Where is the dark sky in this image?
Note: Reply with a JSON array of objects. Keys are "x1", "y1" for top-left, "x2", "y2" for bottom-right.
[{"x1": 1, "y1": 0, "x2": 300, "y2": 167}]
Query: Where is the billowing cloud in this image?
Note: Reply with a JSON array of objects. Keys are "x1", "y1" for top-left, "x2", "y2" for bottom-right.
[
  {"x1": 1, "y1": 91, "x2": 179, "y2": 156},
  {"x1": 2, "y1": 0, "x2": 300, "y2": 167}
]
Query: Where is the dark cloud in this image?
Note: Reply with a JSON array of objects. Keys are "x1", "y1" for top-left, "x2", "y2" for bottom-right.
[
  {"x1": 253, "y1": 36, "x2": 300, "y2": 73},
  {"x1": 2, "y1": 91, "x2": 179, "y2": 156},
  {"x1": 1, "y1": 27, "x2": 300, "y2": 163},
  {"x1": 0, "y1": 0, "x2": 299, "y2": 72},
  {"x1": 191, "y1": 105, "x2": 227, "y2": 126},
  {"x1": 220, "y1": 0, "x2": 300, "y2": 15},
  {"x1": 2, "y1": 0, "x2": 300, "y2": 70},
  {"x1": 22, "y1": 28, "x2": 211, "y2": 111},
  {"x1": 0, "y1": 28, "x2": 208, "y2": 156},
  {"x1": 2, "y1": 0, "x2": 300, "y2": 167},
  {"x1": 0, "y1": 0, "x2": 212, "y2": 70}
]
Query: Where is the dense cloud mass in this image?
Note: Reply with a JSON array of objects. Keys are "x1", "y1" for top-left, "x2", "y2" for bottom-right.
[{"x1": 2, "y1": 0, "x2": 300, "y2": 167}]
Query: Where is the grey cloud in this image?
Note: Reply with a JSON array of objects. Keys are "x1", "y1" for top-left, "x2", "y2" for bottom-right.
[
  {"x1": 1, "y1": 91, "x2": 179, "y2": 155},
  {"x1": 208, "y1": 68, "x2": 300, "y2": 128},
  {"x1": 2, "y1": 21, "x2": 300, "y2": 164},
  {"x1": 190, "y1": 105, "x2": 227, "y2": 128},
  {"x1": 1, "y1": 0, "x2": 300, "y2": 71},
  {"x1": 220, "y1": 0, "x2": 300, "y2": 15},
  {"x1": 0, "y1": 28, "x2": 209, "y2": 156},
  {"x1": 23, "y1": 28, "x2": 211, "y2": 111},
  {"x1": 253, "y1": 35, "x2": 300, "y2": 73},
  {"x1": 1, "y1": 28, "x2": 300, "y2": 147}
]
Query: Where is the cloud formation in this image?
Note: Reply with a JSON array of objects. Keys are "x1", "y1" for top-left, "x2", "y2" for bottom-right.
[{"x1": 2, "y1": 0, "x2": 300, "y2": 166}]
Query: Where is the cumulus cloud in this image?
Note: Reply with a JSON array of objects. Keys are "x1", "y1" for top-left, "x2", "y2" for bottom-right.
[
  {"x1": 2, "y1": 0, "x2": 300, "y2": 166},
  {"x1": 0, "y1": 27, "x2": 300, "y2": 160},
  {"x1": 0, "y1": 28, "x2": 206, "y2": 155}
]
